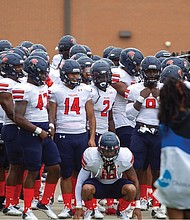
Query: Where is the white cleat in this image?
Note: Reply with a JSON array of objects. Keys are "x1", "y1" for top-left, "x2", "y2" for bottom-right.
[
  {"x1": 37, "y1": 202, "x2": 57, "y2": 219},
  {"x1": 94, "y1": 207, "x2": 104, "y2": 219},
  {"x1": 58, "y1": 207, "x2": 73, "y2": 219},
  {"x1": 140, "y1": 198, "x2": 149, "y2": 211},
  {"x1": 31, "y1": 199, "x2": 39, "y2": 210},
  {"x1": 151, "y1": 206, "x2": 167, "y2": 219},
  {"x1": 3, "y1": 205, "x2": 22, "y2": 216},
  {"x1": 22, "y1": 209, "x2": 38, "y2": 220}
]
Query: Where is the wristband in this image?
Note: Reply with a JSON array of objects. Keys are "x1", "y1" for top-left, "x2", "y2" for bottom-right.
[
  {"x1": 137, "y1": 96, "x2": 144, "y2": 103},
  {"x1": 34, "y1": 127, "x2": 42, "y2": 135},
  {"x1": 135, "y1": 200, "x2": 141, "y2": 209},
  {"x1": 49, "y1": 123, "x2": 55, "y2": 129}
]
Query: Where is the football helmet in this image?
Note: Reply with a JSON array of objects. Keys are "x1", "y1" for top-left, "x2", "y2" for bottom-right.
[
  {"x1": 77, "y1": 56, "x2": 94, "y2": 69},
  {"x1": 92, "y1": 55, "x2": 101, "y2": 61},
  {"x1": 102, "y1": 46, "x2": 115, "y2": 58},
  {"x1": 90, "y1": 60, "x2": 111, "y2": 91},
  {"x1": 161, "y1": 57, "x2": 185, "y2": 72},
  {"x1": 107, "y1": 47, "x2": 122, "y2": 66},
  {"x1": 70, "y1": 52, "x2": 87, "y2": 60},
  {"x1": 0, "y1": 40, "x2": 13, "y2": 52},
  {"x1": 141, "y1": 56, "x2": 161, "y2": 88},
  {"x1": 155, "y1": 50, "x2": 171, "y2": 63},
  {"x1": 119, "y1": 48, "x2": 144, "y2": 76},
  {"x1": 0, "y1": 53, "x2": 24, "y2": 78},
  {"x1": 29, "y1": 44, "x2": 47, "y2": 54},
  {"x1": 77, "y1": 56, "x2": 94, "y2": 84},
  {"x1": 58, "y1": 35, "x2": 76, "y2": 57},
  {"x1": 19, "y1": 40, "x2": 34, "y2": 49},
  {"x1": 101, "y1": 58, "x2": 115, "y2": 68},
  {"x1": 30, "y1": 49, "x2": 50, "y2": 64},
  {"x1": 10, "y1": 47, "x2": 28, "y2": 61},
  {"x1": 98, "y1": 132, "x2": 120, "y2": 163},
  {"x1": 59, "y1": 59, "x2": 81, "y2": 89},
  {"x1": 160, "y1": 65, "x2": 183, "y2": 83},
  {"x1": 69, "y1": 44, "x2": 87, "y2": 58},
  {"x1": 26, "y1": 56, "x2": 50, "y2": 86}
]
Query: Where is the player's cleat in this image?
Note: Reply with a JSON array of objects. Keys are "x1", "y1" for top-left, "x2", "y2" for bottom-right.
[
  {"x1": 97, "y1": 203, "x2": 106, "y2": 213},
  {"x1": 84, "y1": 208, "x2": 104, "y2": 220},
  {"x1": 151, "y1": 206, "x2": 167, "y2": 219},
  {"x1": 140, "y1": 198, "x2": 149, "y2": 211},
  {"x1": 3, "y1": 205, "x2": 22, "y2": 216},
  {"x1": 116, "y1": 209, "x2": 130, "y2": 220},
  {"x1": 93, "y1": 207, "x2": 104, "y2": 219},
  {"x1": 22, "y1": 209, "x2": 38, "y2": 220},
  {"x1": 31, "y1": 199, "x2": 39, "y2": 210},
  {"x1": 37, "y1": 202, "x2": 57, "y2": 219},
  {"x1": 58, "y1": 207, "x2": 73, "y2": 219}
]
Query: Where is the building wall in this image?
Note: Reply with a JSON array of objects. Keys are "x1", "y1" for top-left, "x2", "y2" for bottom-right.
[{"x1": 0, "y1": 0, "x2": 190, "y2": 60}]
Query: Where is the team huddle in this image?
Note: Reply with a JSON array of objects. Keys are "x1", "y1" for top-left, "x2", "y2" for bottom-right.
[{"x1": 0, "y1": 36, "x2": 189, "y2": 220}]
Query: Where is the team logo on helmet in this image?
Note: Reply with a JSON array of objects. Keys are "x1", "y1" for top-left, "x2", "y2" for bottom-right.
[
  {"x1": 31, "y1": 58, "x2": 38, "y2": 65},
  {"x1": 178, "y1": 69, "x2": 183, "y2": 77},
  {"x1": 166, "y1": 60, "x2": 174, "y2": 65},
  {"x1": 2, "y1": 57, "x2": 8, "y2": 63},
  {"x1": 127, "y1": 51, "x2": 135, "y2": 60}
]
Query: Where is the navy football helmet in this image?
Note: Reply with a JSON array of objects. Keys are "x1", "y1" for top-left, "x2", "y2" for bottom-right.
[
  {"x1": 107, "y1": 47, "x2": 122, "y2": 66},
  {"x1": 29, "y1": 44, "x2": 47, "y2": 54},
  {"x1": 19, "y1": 41, "x2": 33, "y2": 49},
  {"x1": 77, "y1": 56, "x2": 94, "y2": 84},
  {"x1": 161, "y1": 57, "x2": 185, "y2": 73},
  {"x1": 26, "y1": 56, "x2": 49, "y2": 86},
  {"x1": 155, "y1": 50, "x2": 171, "y2": 58},
  {"x1": 160, "y1": 65, "x2": 183, "y2": 83},
  {"x1": 92, "y1": 55, "x2": 101, "y2": 61},
  {"x1": 119, "y1": 48, "x2": 144, "y2": 76},
  {"x1": 102, "y1": 46, "x2": 115, "y2": 58},
  {"x1": 69, "y1": 44, "x2": 87, "y2": 58},
  {"x1": 98, "y1": 132, "x2": 120, "y2": 163},
  {"x1": 58, "y1": 35, "x2": 76, "y2": 55},
  {"x1": 141, "y1": 56, "x2": 161, "y2": 88},
  {"x1": 59, "y1": 59, "x2": 81, "y2": 89},
  {"x1": 91, "y1": 60, "x2": 111, "y2": 91},
  {"x1": 0, "y1": 40, "x2": 13, "y2": 52},
  {"x1": 30, "y1": 49, "x2": 50, "y2": 64},
  {"x1": 0, "y1": 53, "x2": 24, "y2": 78},
  {"x1": 77, "y1": 56, "x2": 94, "y2": 69}
]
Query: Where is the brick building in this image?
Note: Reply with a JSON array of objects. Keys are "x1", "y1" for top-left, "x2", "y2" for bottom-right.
[{"x1": 0, "y1": 0, "x2": 189, "y2": 60}]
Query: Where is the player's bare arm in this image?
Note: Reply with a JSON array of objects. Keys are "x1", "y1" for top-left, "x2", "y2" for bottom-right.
[
  {"x1": 0, "y1": 92, "x2": 14, "y2": 121},
  {"x1": 85, "y1": 99, "x2": 96, "y2": 147},
  {"x1": 14, "y1": 100, "x2": 48, "y2": 140}
]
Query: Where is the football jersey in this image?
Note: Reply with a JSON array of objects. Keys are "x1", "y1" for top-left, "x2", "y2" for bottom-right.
[
  {"x1": 82, "y1": 147, "x2": 134, "y2": 184},
  {"x1": 91, "y1": 85, "x2": 117, "y2": 134},
  {"x1": 49, "y1": 83, "x2": 92, "y2": 134},
  {"x1": 111, "y1": 67, "x2": 137, "y2": 129},
  {"x1": 49, "y1": 66, "x2": 62, "y2": 85},
  {"x1": 126, "y1": 82, "x2": 163, "y2": 126},
  {"x1": 0, "y1": 78, "x2": 19, "y2": 125},
  {"x1": 12, "y1": 82, "x2": 48, "y2": 122}
]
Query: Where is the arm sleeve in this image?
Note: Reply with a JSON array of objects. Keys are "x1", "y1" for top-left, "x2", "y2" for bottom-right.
[{"x1": 75, "y1": 168, "x2": 91, "y2": 207}]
